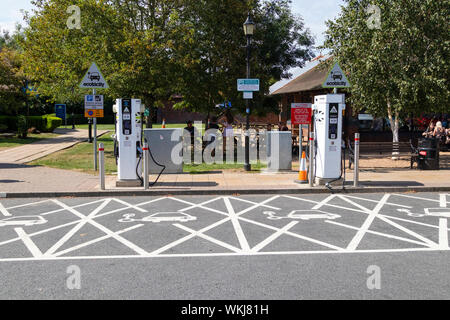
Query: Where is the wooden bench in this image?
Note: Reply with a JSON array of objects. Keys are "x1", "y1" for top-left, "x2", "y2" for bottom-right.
[{"x1": 348, "y1": 140, "x2": 418, "y2": 169}]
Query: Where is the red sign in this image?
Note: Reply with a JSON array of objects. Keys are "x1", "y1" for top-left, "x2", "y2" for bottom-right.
[{"x1": 291, "y1": 103, "x2": 312, "y2": 125}]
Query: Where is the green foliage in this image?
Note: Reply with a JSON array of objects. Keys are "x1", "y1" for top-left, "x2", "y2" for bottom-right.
[
  {"x1": 0, "y1": 115, "x2": 61, "y2": 132},
  {"x1": 324, "y1": 0, "x2": 450, "y2": 119},
  {"x1": 20, "y1": 0, "x2": 313, "y2": 120},
  {"x1": 17, "y1": 115, "x2": 28, "y2": 138},
  {"x1": 45, "y1": 117, "x2": 63, "y2": 132}
]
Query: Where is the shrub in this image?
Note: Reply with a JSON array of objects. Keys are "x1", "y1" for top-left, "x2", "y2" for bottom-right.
[{"x1": 45, "y1": 117, "x2": 62, "y2": 132}]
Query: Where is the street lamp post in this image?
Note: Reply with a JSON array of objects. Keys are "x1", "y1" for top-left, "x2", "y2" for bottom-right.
[{"x1": 243, "y1": 13, "x2": 255, "y2": 172}]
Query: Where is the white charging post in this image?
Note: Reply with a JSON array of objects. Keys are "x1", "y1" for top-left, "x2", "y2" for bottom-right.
[
  {"x1": 114, "y1": 98, "x2": 144, "y2": 187},
  {"x1": 312, "y1": 94, "x2": 346, "y2": 183}
]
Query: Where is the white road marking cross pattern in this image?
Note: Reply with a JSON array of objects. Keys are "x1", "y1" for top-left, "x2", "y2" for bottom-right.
[{"x1": 0, "y1": 194, "x2": 449, "y2": 262}]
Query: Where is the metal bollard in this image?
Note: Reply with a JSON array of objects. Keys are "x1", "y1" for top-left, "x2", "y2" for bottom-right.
[
  {"x1": 354, "y1": 133, "x2": 360, "y2": 188},
  {"x1": 143, "y1": 143, "x2": 149, "y2": 190},
  {"x1": 309, "y1": 132, "x2": 315, "y2": 187},
  {"x1": 99, "y1": 143, "x2": 105, "y2": 190}
]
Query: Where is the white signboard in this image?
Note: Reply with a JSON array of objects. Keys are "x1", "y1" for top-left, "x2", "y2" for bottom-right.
[
  {"x1": 84, "y1": 95, "x2": 104, "y2": 109},
  {"x1": 243, "y1": 91, "x2": 253, "y2": 99},
  {"x1": 322, "y1": 62, "x2": 351, "y2": 88},
  {"x1": 79, "y1": 63, "x2": 109, "y2": 89},
  {"x1": 237, "y1": 79, "x2": 260, "y2": 92}
]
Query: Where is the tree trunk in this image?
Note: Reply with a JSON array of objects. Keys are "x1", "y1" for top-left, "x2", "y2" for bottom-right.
[{"x1": 387, "y1": 100, "x2": 400, "y2": 159}]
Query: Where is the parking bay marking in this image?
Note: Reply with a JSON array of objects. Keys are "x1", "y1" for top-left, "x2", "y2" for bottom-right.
[{"x1": 0, "y1": 194, "x2": 449, "y2": 262}]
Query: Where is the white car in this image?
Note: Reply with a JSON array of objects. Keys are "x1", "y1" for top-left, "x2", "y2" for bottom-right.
[
  {"x1": 119, "y1": 212, "x2": 197, "y2": 223},
  {"x1": 264, "y1": 210, "x2": 341, "y2": 221},
  {"x1": 0, "y1": 216, "x2": 47, "y2": 227}
]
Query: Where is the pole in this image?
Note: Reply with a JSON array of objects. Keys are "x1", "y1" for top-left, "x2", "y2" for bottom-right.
[
  {"x1": 309, "y1": 131, "x2": 315, "y2": 187},
  {"x1": 99, "y1": 143, "x2": 105, "y2": 190},
  {"x1": 93, "y1": 89, "x2": 98, "y2": 171},
  {"x1": 354, "y1": 133, "x2": 360, "y2": 188},
  {"x1": 244, "y1": 34, "x2": 251, "y2": 171},
  {"x1": 143, "y1": 143, "x2": 149, "y2": 190}
]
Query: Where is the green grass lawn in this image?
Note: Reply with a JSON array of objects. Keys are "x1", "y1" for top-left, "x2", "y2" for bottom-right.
[
  {"x1": 31, "y1": 131, "x2": 266, "y2": 174},
  {"x1": 0, "y1": 133, "x2": 61, "y2": 150}
]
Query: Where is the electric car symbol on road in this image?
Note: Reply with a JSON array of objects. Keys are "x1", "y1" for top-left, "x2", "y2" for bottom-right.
[
  {"x1": 398, "y1": 208, "x2": 450, "y2": 218},
  {"x1": 0, "y1": 216, "x2": 47, "y2": 227},
  {"x1": 119, "y1": 212, "x2": 197, "y2": 223},
  {"x1": 263, "y1": 210, "x2": 341, "y2": 221}
]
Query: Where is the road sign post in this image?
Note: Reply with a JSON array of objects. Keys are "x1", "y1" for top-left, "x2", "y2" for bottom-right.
[{"x1": 80, "y1": 63, "x2": 109, "y2": 171}]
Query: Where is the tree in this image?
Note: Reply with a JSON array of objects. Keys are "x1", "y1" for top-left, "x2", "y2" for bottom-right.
[
  {"x1": 173, "y1": 0, "x2": 314, "y2": 120},
  {"x1": 324, "y1": 0, "x2": 450, "y2": 142},
  {"x1": 21, "y1": 0, "x2": 190, "y2": 124}
]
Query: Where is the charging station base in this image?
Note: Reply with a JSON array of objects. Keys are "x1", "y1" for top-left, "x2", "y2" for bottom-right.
[
  {"x1": 315, "y1": 177, "x2": 342, "y2": 186},
  {"x1": 116, "y1": 180, "x2": 142, "y2": 188}
]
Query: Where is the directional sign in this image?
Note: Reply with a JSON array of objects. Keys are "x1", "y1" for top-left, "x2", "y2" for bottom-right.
[
  {"x1": 79, "y1": 63, "x2": 109, "y2": 89},
  {"x1": 322, "y1": 62, "x2": 351, "y2": 88},
  {"x1": 55, "y1": 104, "x2": 66, "y2": 121},
  {"x1": 243, "y1": 91, "x2": 253, "y2": 99},
  {"x1": 84, "y1": 95, "x2": 104, "y2": 118},
  {"x1": 291, "y1": 103, "x2": 312, "y2": 125},
  {"x1": 237, "y1": 79, "x2": 259, "y2": 92}
]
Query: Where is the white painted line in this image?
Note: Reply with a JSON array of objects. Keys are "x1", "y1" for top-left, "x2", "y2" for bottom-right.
[
  {"x1": 235, "y1": 195, "x2": 281, "y2": 216},
  {"x1": 14, "y1": 228, "x2": 43, "y2": 258},
  {"x1": 344, "y1": 195, "x2": 412, "y2": 209},
  {"x1": 312, "y1": 195, "x2": 335, "y2": 210},
  {"x1": 346, "y1": 194, "x2": 391, "y2": 251},
  {"x1": 251, "y1": 221, "x2": 298, "y2": 252},
  {"x1": 238, "y1": 216, "x2": 344, "y2": 251},
  {"x1": 326, "y1": 220, "x2": 430, "y2": 247},
  {"x1": 112, "y1": 198, "x2": 148, "y2": 213},
  {"x1": 224, "y1": 197, "x2": 250, "y2": 252},
  {"x1": 228, "y1": 197, "x2": 280, "y2": 211},
  {"x1": 175, "y1": 197, "x2": 229, "y2": 216},
  {"x1": 6, "y1": 199, "x2": 50, "y2": 210},
  {"x1": 338, "y1": 195, "x2": 372, "y2": 214},
  {"x1": 52, "y1": 199, "x2": 148, "y2": 256},
  {"x1": 378, "y1": 215, "x2": 439, "y2": 248},
  {"x1": 0, "y1": 202, "x2": 157, "y2": 249},
  {"x1": 283, "y1": 195, "x2": 367, "y2": 215},
  {"x1": 53, "y1": 224, "x2": 144, "y2": 257},
  {"x1": 41, "y1": 199, "x2": 108, "y2": 216},
  {"x1": 45, "y1": 199, "x2": 112, "y2": 256},
  {"x1": 0, "y1": 201, "x2": 11, "y2": 216},
  {"x1": 394, "y1": 193, "x2": 442, "y2": 204},
  {"x1": 439, "y1": 219, "x2": 449, "y2": 249},
  {"x1": 173, "y1": 223, "x2": 242, "y2": 253},
  {"x1": 150, "y1": 217, "x2": 231, "y2": 255},
  {"x1": 440, "y1": 194, "x2": 447, "y2": 208},
  {"x1": 1, "y1": 247, "x2": 448, "y2": 263},
  {"x1": 379, "y1": 214, "x2": 446, "y2": 230}
]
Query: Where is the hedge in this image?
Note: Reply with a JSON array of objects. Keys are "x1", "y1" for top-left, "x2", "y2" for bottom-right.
[{"x1": 0, "y1": 115, "x2": 62, "y2": 133}]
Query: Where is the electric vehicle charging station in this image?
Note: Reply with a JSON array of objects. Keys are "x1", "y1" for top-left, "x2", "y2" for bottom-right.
[
  {"x1": 113, "y1": 98, "x2": 144, "y2": 187},
  {"x1": 312, "y1": 94, "x2": 346, "y2": 183}
]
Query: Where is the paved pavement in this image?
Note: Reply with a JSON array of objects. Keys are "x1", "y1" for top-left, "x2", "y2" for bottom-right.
[
  {"x1": 0, "y1": 128, "x2": 109, "y2": 164},
  {"x1": 0, "y1": 192, "x2": 449, "y2": 299}
]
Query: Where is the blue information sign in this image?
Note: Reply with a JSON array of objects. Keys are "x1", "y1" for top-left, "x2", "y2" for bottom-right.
[{"x1": 55, "y1": 104, "x2": 66, "y2": 121}]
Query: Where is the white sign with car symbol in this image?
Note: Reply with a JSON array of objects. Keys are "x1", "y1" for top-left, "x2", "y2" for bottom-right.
[
  {"x1": 119, "y1": 212, "x2": 197, "y2": 223},
  {"x1": 263, "y1": 210, "x2": 341, "y2": 221},
  {"x1": 0, "y1": 216, "x2": 47, "y2": 227}
]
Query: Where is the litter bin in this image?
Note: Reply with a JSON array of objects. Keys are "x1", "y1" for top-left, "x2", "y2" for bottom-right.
[{"x1": 418, "y1": 138, "x2": 439, "y2": 170}]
